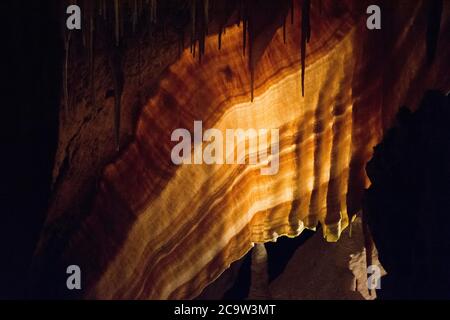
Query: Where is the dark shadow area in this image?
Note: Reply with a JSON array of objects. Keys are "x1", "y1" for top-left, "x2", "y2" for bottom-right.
[
  {"x1": 365, "y1": 91, "x2": 450, "y2": 299},
  {"x1": 1, "y1": 0, "x2": 62, "y2": 299},
  {"x1": 223, "y1": 250, "x2": 252, "y2": 300},
  {"x1": 265, "y1": 230, "x2": 316, "y2": 283},
  {"x1": 220, "y1": 229, "x2": 315, "y2": 299}
]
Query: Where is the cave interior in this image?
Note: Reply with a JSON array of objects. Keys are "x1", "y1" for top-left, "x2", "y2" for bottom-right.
[{"x1": 3, "y1": 0, "x2": 450, "y2": 300}]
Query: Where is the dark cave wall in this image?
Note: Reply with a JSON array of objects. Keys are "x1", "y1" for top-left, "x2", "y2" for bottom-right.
[
  {"x1": 2, "y1": 0, "x2": 62, "y2": 298},
  {"x1": 365, "y1": 92, "x2": 450, "y2": 299}
]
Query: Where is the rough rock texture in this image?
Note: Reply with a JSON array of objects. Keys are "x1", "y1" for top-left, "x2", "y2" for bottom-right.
[
  {"x1": 248, "y1": 244, "x2": 271, "y2": 299},
  {"x1": 199, "y1": 217, "x2": 384, "y2": 300},
  {"x1": 268, "y1": 217, "x2": 385, "y2": 300},
  {"x1": 32, "y1": 0, "x2": 450, "y2": 299}
]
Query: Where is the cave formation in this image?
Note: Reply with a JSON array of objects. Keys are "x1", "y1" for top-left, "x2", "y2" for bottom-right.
[{"x1": 3, "y1": 0, "x2": 450, "y2": 300}]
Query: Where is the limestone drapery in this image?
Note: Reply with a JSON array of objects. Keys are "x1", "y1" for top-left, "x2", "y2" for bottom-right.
[{"x1": 35, "y1": 0, "x2": 450, "y2": 299}]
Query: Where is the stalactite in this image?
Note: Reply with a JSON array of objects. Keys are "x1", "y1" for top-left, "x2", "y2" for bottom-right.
[
  {"x1": 426, "y1": 0, "x2": 443, "y2": 65},
  {"x1": 237, "y1": 0, "x2": 241, "y2": 27},
  {"x1": 63, "y1": 0, "x2": 318, "y2": 117},
  {"x1": 132, "y1": 0, "x2": 138, "y2": 33},
  {"x1": 199, "y1": 45, "x2": 203, "y2": 63},
  {"x1": 182, "y1": 28, "x2": 185, "y2": 49},
  {"x1": 114, "y1": 93, "x2": 121, "y2": 152},
  {"x1": 108, "y1": 48, "x2": 124, "y2": 152},
  {"x1": 291, "y1": 0, "x2": 294, "y2": 24},
  {"x1": 150, "y1": 0, "x2": 157, "y2": 24},
  {"x1": 163, "y1": 21, "x2": 168, "y2": 42},
  {"x1": 81, "y1": 0, "x2": 86, "y2": 48},
  {"x1": 98, "y1": 0, "x2": 103, "y2": 16},
  {"x1": 301, "y1": 0, "x2": 311, "y2": 97},
  {"x1": 198, "y1": 34, "x2": 202, "y2": 62},
  {"x1": 114, "y1": 0, "x2": 120, "y2": 46},
  {"x1": 138, "y1": 0, "x2": 143, "y2": 17},
  {"x1": 191, "y1": 0, "x2": 196, "y2": 54},
  {"x1": 204, "y1": 0, "x2": 209, "y2": 34},
  {"x1": 119, "y1": 0, "x2": 124, "y2": 38},
  {"x1": 88, "y1": 0, "x2": 96, "y2": 106},
  {"x1": 103, "y1": 0, "x2": 107, "y2": 21},
  {"x1": 193, "y1": 40, "x2": 197, "y2": 58},
  {"x1": 197, "y1": 0, "x2": 209, "y2": 62},
  {"x1": 63, "y1": 32, "x2": 72, "y2": 117},
  {"x1": 138, "y1": 37, "x2": 143, "y2": 86},
  {"x1": 178, "y1": 31, "x2": 184, "y2": 58}
]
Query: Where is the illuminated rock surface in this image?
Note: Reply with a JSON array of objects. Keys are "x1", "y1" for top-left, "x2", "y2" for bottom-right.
[{"x1": 32, "y1": 0, "x2": 450, "y2": 299}]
